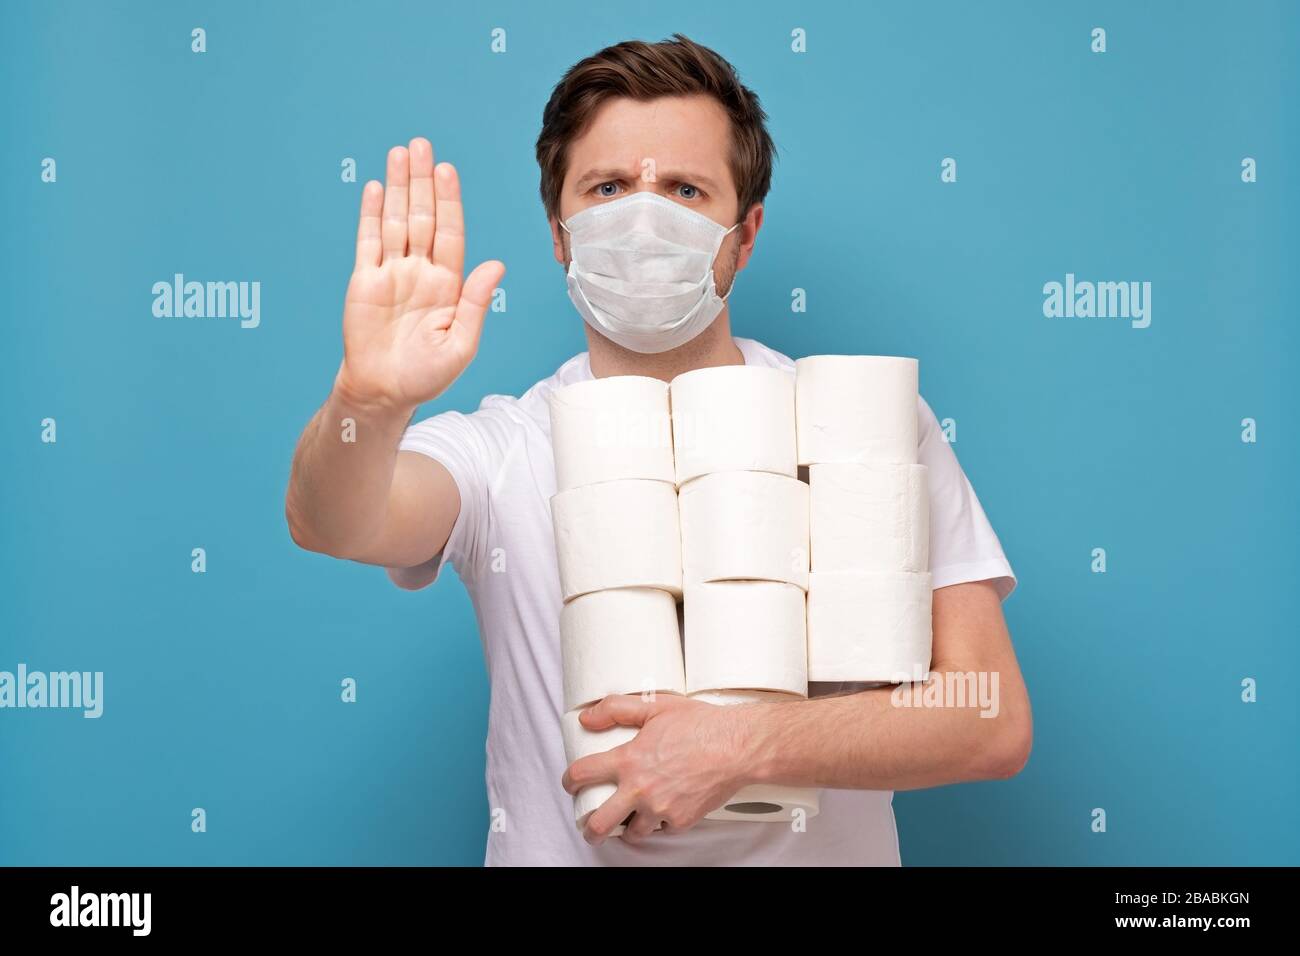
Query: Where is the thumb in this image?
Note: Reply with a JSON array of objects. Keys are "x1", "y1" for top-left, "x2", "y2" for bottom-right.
[{"x1": 450, "y1": 259, "x2": 506, "y2": 360}]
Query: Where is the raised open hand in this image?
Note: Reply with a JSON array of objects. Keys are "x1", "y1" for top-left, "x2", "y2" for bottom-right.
[{"x1": 335, "y1": 138, "x2": 505, "y2": 411}]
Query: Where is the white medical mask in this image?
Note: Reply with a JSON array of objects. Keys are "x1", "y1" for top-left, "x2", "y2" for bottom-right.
[{"x1": 560, "y1": 192, "x2": 739, "y2": 354}]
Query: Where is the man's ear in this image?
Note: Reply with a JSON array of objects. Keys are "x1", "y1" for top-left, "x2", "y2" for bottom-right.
[
  {"x1": 549, "y1": 216, "x2": 567, "y2": 266},
  {"x1": 734, "y1": 203, "x2": 764, "y2": 272}
]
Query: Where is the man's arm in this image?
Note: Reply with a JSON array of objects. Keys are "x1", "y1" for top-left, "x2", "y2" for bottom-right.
[
  {"x1": 566, "y1": 579, "x2": 1031, "y2": 843},
  {"x1": 741, "y1": 579, "x2": 1030, "y2": 789},
  {"x1": 286, "y1": 394, "x2": 459, "y2": 569},
  {"x1": 284, "y1": 137, "x2": 503, "y2": 567}
]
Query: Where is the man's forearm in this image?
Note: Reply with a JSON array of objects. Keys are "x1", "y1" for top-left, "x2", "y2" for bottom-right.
[
  {"x1": 285, "y1": 382, "x2": 415, "y2": 557},
  {"x1": 737, "y1": 668, "x2": 1032, "y2": 792}
]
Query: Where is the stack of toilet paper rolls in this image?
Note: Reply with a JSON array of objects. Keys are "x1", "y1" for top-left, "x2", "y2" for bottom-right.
[
  {"x1": 671, "y1": 366, "x2": 820, "y2": 824},
  {"x1": 797, "y1": 356, "x2": 934, "y2": 683},
  {"x1": 549, "y1": 376, "x2": 686, "y2": 836},
  {"x1": 549, "y1": 357, "x2": 932, "y2": 835}
]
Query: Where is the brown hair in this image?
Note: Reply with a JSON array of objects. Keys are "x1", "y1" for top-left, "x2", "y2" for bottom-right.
[{"x1": 535, "y1": 34, "x2": 776, "y2": 222}]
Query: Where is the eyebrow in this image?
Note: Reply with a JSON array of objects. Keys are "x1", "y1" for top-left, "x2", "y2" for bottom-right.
[{"x1": 571, "y1": 166, "x2": 722, "y2": 192}]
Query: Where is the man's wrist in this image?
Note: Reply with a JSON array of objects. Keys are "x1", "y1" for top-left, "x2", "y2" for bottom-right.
[
  {"x1": 722, "y1": 701, "x2": 788, "y2": 787},
  {"x1": 330, "y1": 367, "x2": 419, "y2": 433}
]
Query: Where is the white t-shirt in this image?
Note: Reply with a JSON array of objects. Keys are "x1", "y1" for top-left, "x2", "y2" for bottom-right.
[{"x1": 395, "y1": 337, "x2": 1017, "y2": 866}]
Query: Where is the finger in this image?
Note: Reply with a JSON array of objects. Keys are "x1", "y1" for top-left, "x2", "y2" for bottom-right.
[
  {"x1": 621, "y1": 811, "x2": 663, "y2": 844},
  {"x1": 407, "y1": 138, "x2": 435, "y2": 260},
  {"x1": 354, "y1": 181, "x2": 384, "y2": 270},
  {"x1": 584, "y1": 788, "x2": 638, "y2": 846},
  {"x1": 579, "y1": 694, "x2": 655, "y2": 732},
  {"x1": 381, "y1": 145, "x2": 410, "y2": 262},
  {"x1": 431, "y1": 162, "x2": 465, "y2": 277},
  {"x1": 448, "y1": 259, "x2": 505, "y2": 361},
  {"x1": 561, "y1": 750, "x2": 618, "y2": 796}
]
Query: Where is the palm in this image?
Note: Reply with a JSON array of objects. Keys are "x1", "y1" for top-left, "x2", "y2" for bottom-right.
[
  {"x1": 344, "y1": 258, "x2": 463, "y2": 406},
  {"x1": 339, "y1": 138, "x2": 504, "y2": 409}
]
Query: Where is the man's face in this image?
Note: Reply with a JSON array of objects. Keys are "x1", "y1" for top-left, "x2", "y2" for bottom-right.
[{"x1": 551, "y1": 94, "x2": 761, "y2": 297}]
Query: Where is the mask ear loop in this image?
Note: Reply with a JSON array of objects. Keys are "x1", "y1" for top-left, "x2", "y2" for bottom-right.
[
  {"x1": 558, "y1": 218, "x2": 577, "y2": 279},
  {"x1": 716, "y1": 222, "x2": 742, "y2": 302}
]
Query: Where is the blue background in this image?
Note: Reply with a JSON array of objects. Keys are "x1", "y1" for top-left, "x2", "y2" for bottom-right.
[{"x1": 2, "y1": 0, "x2": 1295, "y2": 865}]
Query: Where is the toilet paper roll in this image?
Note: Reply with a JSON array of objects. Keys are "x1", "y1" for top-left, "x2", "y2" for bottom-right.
[
  {"x1": 689, "y1": 689, "x2": 801, "y2": 705},
  {"x1": 670, "y1": 366, "x2": 796, "y2": 485},
  {"x1": 551, "y1": 479, "x2": 683, "y2": 601},
  {"x1": 795, "y1": 355, "x2": 919, "y2": 465},
  {"x1": 808, "y1": 462, "x2": 930, "y2": 573},
  {"x1": 705, "y1": 784, "x2": 822, "y2": 823},
  {"x1": 561, "y1": 587, "x2": 686, "y2": 711},
  {"x1": 684, "y1": 581, "x2": 808, "y2": 696},
  {"x1": 679, "y1": 471, "x2": 809, "y2": 589},
  {"x1": 548, "y1": 376, "x2": 674, "y2": 492},
  {"x1": 561, "y1": 708, "x2": 638, "y2": 836},
  {"x1": 689, "y1": 690, "x2": 821, "y2": 823},
  {"x1": 806, "y1": 570, "x2": 933, "y2": 682}
]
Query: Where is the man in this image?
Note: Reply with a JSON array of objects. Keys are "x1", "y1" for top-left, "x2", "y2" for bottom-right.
[{"x1": 286, "y1": 34, "x2": 1031, "y2": 866}]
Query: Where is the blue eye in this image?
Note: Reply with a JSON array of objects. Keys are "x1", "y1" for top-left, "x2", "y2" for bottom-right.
[
  {"x1": 597, "y1": 182, "x2": 620, "y2": 198},
  {"x1": 677, "y1": 184, "x2": 699, "y2": 200}
]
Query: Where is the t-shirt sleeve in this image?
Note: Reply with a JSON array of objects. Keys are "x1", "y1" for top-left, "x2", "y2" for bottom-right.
[
  {"x1": 918, "y1": 395, "x2": 1018, "y2": 601},
  {"x1": 386, "y1": 408, "x2": 493, "y2": 589}
]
